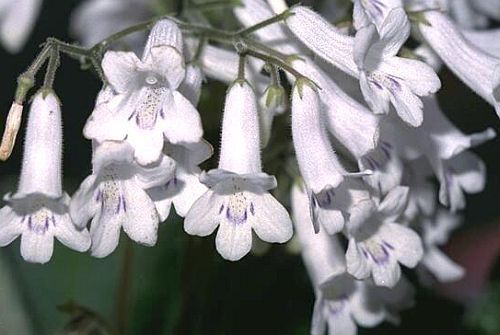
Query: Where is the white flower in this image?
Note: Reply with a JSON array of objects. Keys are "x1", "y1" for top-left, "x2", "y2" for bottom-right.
[
  {"x1": 292, "y1": 185, "x2": 415, "y2": 335},
  {"x1": 70, "y1": 141, "x2": 175, "y2": 257},
  {"x1": 0, "y1": 0, "x2": 42, "y2": 53},
  {"x1": 346, "y1": 187, "x2": 424, "y2": 287},
  {"x1": 419, "y1": 209, "x2": 465, "y2": 283},
  {"x1": 0, "y1": 92, "x2": 90, "y2": 263},
  {"x1": 184, "y1": 80, "x2": 292, "y2": 261},
  {"x1": 354, "y1": 8, "x2": 441, "y2": 126},
  {"x1": 463, "y1": 28, "x2": 500, "y2": 59},
  {"x1": 84, "y1": 19, "x2": 203, "y2": 165},
  {"x1": 418, "y1": 10, "x2": 500, "y2": 118},
  {"x1": 148, "y1": 140, "x2": 212, "y2": 220}
]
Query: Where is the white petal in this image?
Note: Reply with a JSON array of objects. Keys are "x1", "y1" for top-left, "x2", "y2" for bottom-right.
[
  {"x1": 143, "y1": 45, "x2": 185, "y2": 89},
  {"x1": 325, "y1": 303, "x2": 357, "y2": 335},
  {"x1": 349, "y1": 287, "x2": 386, "y2": 327},
  {"x1": 379, "y1": 223, "x2": 423, "y2": 268},
  {"x1": 83, "y1": 96, "x2": 128, "y2": 142},
  {"x1": 133, "y1": 154, "x2": 176, "y2": 189},
  {"x1": 91, "y1": 140, "x2": 135, "y2": 174},
  {"x1": 378, "y1": 186, "x2": 409, "y2": 221},
  {"x1": 70, "y1": 175, "x2": 99, "y2": 228},
  {"x1": 20, "y1": 230, "x2": 54, "y2": 264},
  {"x1": 371, "y1": 258, "x2": 401, "y2": 287},
  {"x1": 0, "y1": 206, "x2": 22, "y2": 246},
  {"x1": 310, "y1": 297, "x2": 327, "y2": 335},
  {"x1": 359, "y1": 73, "x2": 390, "y2": 115},
  {"x1": 376, "y1": 8, "x2": 409, "y2": 58},
  {"x1": 147, "y1": 185, "x2": 173, "y2": 222},
  {"x1": 388, "y1": 79, "x2": 424, "y2": 127},
  {"x1": 171, "y1": 171, "x2": 207, "y2": 217},
  {"x1": 178, "y1": 64, "x2": 203, "y2": 106},
  {"x1": 127, "y1": 122, "x2": 165, "y2": 166},
  {"x1": 102, "y1": 51, "x2": 140, "y2": 93},
  {"x1": 249, "y1": 192, "x2": 292, "y2": 243},
  {"x1": 215, "y1": 215, "x2": 253, "y2": 261},
  {"x1": 53, "y1": 214, "x2": 91, "y2": 252},
  {"x1": 122, "y1": 182, "x2": 159, "y2": 246},
  {"x1": 89, "y1": 211, "x2": 123, "y2": 258},
  {"x1": 421, "y1": 247, "x2": 465, "y2": 283},
  {"x1": 346, "y1": 238, "x2": 371, "y2": 279},
  {"x1": 162, "y1": 91, "x2": 203, "y2": 144},
  {"x1": 184, "y1": 189, "x2": 220, "y2": 236}
]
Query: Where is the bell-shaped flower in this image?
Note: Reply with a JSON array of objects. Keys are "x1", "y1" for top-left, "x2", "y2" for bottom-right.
[
  {"x1": 352, "y1": 0, "x2": 403, "y2": 31},
  {"x1": 0, "y1": 91, "x2": 90, "y2": 263},
  {"x1": 418, "y1": 10, "x2": 500, "y2": 118},
  {"x1": 292, "y1": 80, "x2": 373, "y2": 234},
  {"x1": 354, "y1": 8, "x2": 441, "y2": 126},
  {"x1": 148, "y1": 140, "x2": 212, "y2": 220},
  {"x1": 70, "y1": 141, "x2": 175, "y2": 257},
  {"x1": 0, "y1": 0, "x2": 42, "y2": 53},
  {"x1": 463, "y1": 28, "x2": 500, "y2": 59},
  {"x1": 292, "y1": 184, "x2": 415, "y2": 335},
  {"x1": 418, "y1": 209, "x2": 465, "y2": 283},
  {"x1": 346, "y1": 187, "x2": 424, "y2": 287},
  {"x1": 84, "y1": 19, "x2": 203, "y2": 165},
  {"x1": 184, "y1": 80, "x2": 293, "y2": 261}
]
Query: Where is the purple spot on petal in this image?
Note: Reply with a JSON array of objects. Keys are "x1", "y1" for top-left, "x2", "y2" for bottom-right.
[
  {"x1": 219, "y1": 204, "x2": 224, "y2": 214},
  {"x1": 250, "y1": 202, "x2": 255, "y2": 216}
]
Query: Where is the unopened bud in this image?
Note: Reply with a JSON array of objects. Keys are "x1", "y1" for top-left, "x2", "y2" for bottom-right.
[{"x1": 0, "y1": 102, "x2": 23, "y2": 161}]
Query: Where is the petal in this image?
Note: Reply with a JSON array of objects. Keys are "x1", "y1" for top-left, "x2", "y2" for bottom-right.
[
  {"x1": 325, "y1": 303, "x2": 357, "y2": 335},
  {"x1": 353, "y1": 24, "x2": 379, "y2": 70},
  {"x1": 310, "y1": 297, "x2": 327, "y2": 335},
  {"x1": 143, "y1": 45, "x2": 185, "y2": 89},
  {"x1": 102, "y1": 51, "x2": 140, "y2": 93},
  {"x1": 162, "y1": 91, "x2": 203, "y2": 144},
  {"x1": 142, "y1": 19, "x2": 183, "y2": 58},
  {"x1": 349, "y1": 287, "x2": 386, "y2": 327},
  {"x1": 0, "y1": 0, "x2": 41, "y2": 53},
  {"x1": 20, "y1": 230, "x2": 54, "y2": 264},
  {"x1": 371, "y1": 258, "x2": 401, "y2": 287},
  {"x1": 92, "y1": 140, "x2": 135, "y2": 174},
  {"x1": 378, "y1": 186, "x2": 409, "y2": 221},
  {"x1": 53, "y1": 214, "x2": 91, "y2": 252},
  {"x1": 379, "y1": 57, "x2": 441, "y2": 96},
  {"x1": 133, "y1": 154, "x2": 176, "y2": 189},
  {"x1": 184, "y1": 189, "x2": 220, "y2": 236},
  {"x1": 127, "y1": 123, "x2": 165, "y2": 166},
  {"x1": 70, "y1": 175, "x2": 99, "y2": 229},
  {"x1": 388, "y1": 80, "x2": 424, "y2": 127},
  {"x1": 359, "y1": 73, "x2": 390, "y2": 115},
  {"x1": 122, "y1": 182, "x2": 159, "y2": 246},
  {"x1": 249, "y1": 192, "x2": 293, "y2": 243},
  {"x1": 147, "y1": 186, "x2": 173, "y2": 222},
  {"x1": 377, "y1": 8, "x2": 410, "y2": 58},
  {"x1": 83, "y1": 95, "x2": 128, "y2": 142},
  {"x1": 380, "y1": 223, "x2": 423, "y2": 268},
  {"x1": 215, "y1": 215, "x2": 253, "y2": 261},
  {"x1": 0, "y1": 206, "x2": 22, "y2": 246},
  {"x1": 89, "y1": 211, "x2": 123, "y2": 258},
  {"x1": 448, "y1": 151, "x2": 486, "y2": 194},
  {"x1": 171, "y1": 171, "x2": 207, "y2": 217},
  {"x1": 421, "y1": 247, "x2": 465, "y2": 283},
  {"x1": 346, "y1": 238, "x2": 371, "y2": 279},
  {"x1": 178, "y1": 64, "x2": 203, "y2": 106}
]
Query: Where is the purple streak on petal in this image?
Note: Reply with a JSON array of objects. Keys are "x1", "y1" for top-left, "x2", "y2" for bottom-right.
[
  {"x1": 250, "y1": 202, "x2": 255, "y2": 216},
  {"x1": 219, "y1": 204, "x2": 224, "y2": 214}
]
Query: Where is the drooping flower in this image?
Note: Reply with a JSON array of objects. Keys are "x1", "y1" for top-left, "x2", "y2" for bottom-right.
[
  {"x1": 84, "y1": 19, "x2": 203, "y2": 165},
  {"x1": 352, "y1": 0, "x2": 402, "y2": 30},
  {"x1": 70, "y1": 141, "x2": 175, "y2": 257},
  {"x1": 292, "y1": 184, "x2": 414, "y2": 334},
  {"x1": 148, "y1": 140, "x2": 212, "y2": 220},
  {"x1": 346, "y1": 187, "x2": 424, "y2": 287},
  {"x1": 418, "y1": 10, "x2": 500, "y2": 118},
  {"x1": 354, "y1": 8, "x2": 441, "y2": 126},
  {"x1": 184, "y1": 80, "x2": 293, "y2": 261},
  {"x1": 0, "y1": 91, "x2": 90, "y2": 263}
]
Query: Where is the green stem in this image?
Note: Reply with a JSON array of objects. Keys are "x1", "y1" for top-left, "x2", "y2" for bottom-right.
[
  {"x1": 116, "y1": 239, "x2": 134, "y2": 335},
  {"x1": 236, "y1": 8, "x2": 292, "y2": 37},
  {"x1": 243, "y1": 48, "x2": 306, "y2": 81},
  {"x1": 237, "y1": 54, "x2": 246, "y2": 80},
  {"x1": 43, "y1": 46, "x2": 60, "y2": 89}
]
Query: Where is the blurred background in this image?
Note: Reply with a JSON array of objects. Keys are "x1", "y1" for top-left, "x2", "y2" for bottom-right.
[{"x1": 0, "y1": 0, "x2": 498, "y2": 334}]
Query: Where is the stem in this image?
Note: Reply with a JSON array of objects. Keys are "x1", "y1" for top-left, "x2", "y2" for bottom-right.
[
  {"x1": 237, "y1": 54, "x2": 246, "y2": 80},
  {"x1": 43, "y1": 46, "x2": 60, "y2": 89},
  {"x1": 116, "y1": 239, "x2": 134, "y2": 335},
  {"x1": 244, "y1": 48, "x2": 307, "y2": 81},
  {"x1": 26, "y1": 43, "x2": 51, "y2": 77},
  {"x1": 237, "y1": 9, "x2": 292, "y2": 37}
]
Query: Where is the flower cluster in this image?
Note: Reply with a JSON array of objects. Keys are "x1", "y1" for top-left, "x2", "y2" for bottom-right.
[{"x1": 0, "y1": 0, "x2": 497, "y2": 333}]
